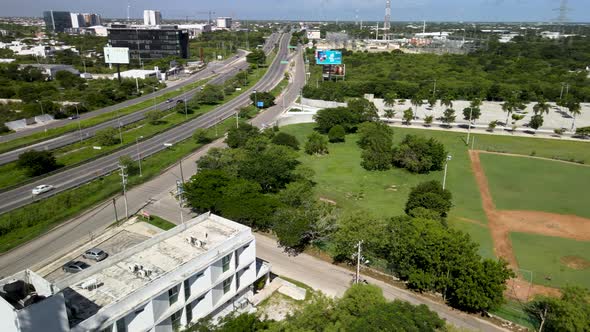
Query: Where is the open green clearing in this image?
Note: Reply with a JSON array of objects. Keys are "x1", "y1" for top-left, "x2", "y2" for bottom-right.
[
  {"x1": 480, "y1": 153, "x2": 590, "y2": 218},
  {"x1": 510, "y1": 232, "x2": 590, "y2": 289},
  {"x1": 0, "y1": 77, "x2": 212, "y2": 155},
  {"x1": 280, "y1": 123, "x2": 590, "y2": 262}
]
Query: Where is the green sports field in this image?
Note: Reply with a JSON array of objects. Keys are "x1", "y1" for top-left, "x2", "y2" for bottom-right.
[
  {"x1": 479, "y1": 153, "x2": 590, "y2": 218},
  {"x1": 510, "y1": 232, "x2": 590, "y2": 289}
]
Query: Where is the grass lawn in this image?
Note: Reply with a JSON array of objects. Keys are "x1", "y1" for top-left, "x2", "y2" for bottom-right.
[
  {"x1": 142, "y1": 215, "x2": 176, "y2": 231},
  {"x1": 479, "y1": 153, "x2": 590, "y2": 218},
  {"x1": 280, "y1": 123, "x2": 487, "y2": 221},
  {"x1": 474, "y1": 133, "x2": 590, "y2": 164},
  {"x1": 510, "y1": 232, "x2": 590, "y2": 289}
]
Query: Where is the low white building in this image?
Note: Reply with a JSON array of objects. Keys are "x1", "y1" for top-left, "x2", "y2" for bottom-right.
[
  {"x1": 115, "y1": 68, "x2": 162, "y2": 80},
  {"x1": 0, "y1": 213, "x2": 271, "y2": 332},
  {"x1": 216, "y1": 17, "x2": 232, "y2": 29}
]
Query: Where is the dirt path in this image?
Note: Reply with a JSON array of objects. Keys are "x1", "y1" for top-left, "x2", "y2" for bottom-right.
[{"x1": 468, "y1": 150, "x2": 590, "y2": 300}]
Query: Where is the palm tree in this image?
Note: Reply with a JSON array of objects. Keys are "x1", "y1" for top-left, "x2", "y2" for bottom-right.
[
  {"x1": 470, "y1": 98, "x2": 483, "y2": 109},
  {"x1": 410, "y1": 95, "x2": 423, "y2": 119},
  {"x1": 567, "y1": 99, "x2": 582, "y2": 131},
  {"x1": 384, "y1": 92, "x2": 398, "y2": 109},
  {"x1": 533, "y1": 98, "x2": 550, "y2": 116},
  {"x1": 441, "y1": 95, "x2": 454, "y2": 109},
  {"x1": 501, "y1": 93, "x2": 525, "y2": 130}
]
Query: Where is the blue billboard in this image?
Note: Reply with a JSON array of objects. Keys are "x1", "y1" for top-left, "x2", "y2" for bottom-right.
[{"x1": 315, "y1": 50, "x2": 342, "y2": 65}]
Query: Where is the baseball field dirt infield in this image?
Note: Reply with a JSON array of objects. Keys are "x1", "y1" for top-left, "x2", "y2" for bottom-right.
[{"x1": 468, "y1": 150, "x2": 590, "y2": 300}]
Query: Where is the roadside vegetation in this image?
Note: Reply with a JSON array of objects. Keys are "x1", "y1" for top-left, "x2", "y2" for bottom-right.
[{"x1": 188, "y1": 284, "x2": 445, "y2": 332}]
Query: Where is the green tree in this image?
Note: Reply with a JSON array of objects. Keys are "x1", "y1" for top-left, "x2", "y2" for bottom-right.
[
  {"x1": 349, "y1": 301, "x2": 445, "y2": 332},
  {"x1": 95, "y1": 127, "x2": 121, "y2": 146},
  {"x1": 271, "y1": 132, "x2": 300, "y2": 150},
  {"x1": 184, "y1": 169, "x2": 234, "y2": 213},
  {"x1": 118, "y1": 155, "x2": 139, "y2": 176},
  {"x1": 441, "y1": 108, "x2": 456, "y2": 127},
  {"x1": 526, "y1": 287, "x2": 590, "y2": 332},
  {"x1": 332, "y1": 213, "x2": 387, "y2": 263},
  {"x1": 273, "y1": 202, "x2": 337, "y2": 252},
  {"x1": 462, "y1": 107, "x2": 481, "y2": 123},
  {"x1": 393, "y1": 135, "x2": 447, "y2": 173},
  {"x1": 194, "y1": 84, "x2": 224, "y2": 105},
  {"x1": 328, "y1": 125, "x2": 346, "y2": 143},
  {"x1": 313, "y1": 107, "x2": 357, "y2": 133},
  {"x1": 424, "y1": 115, "x2": 434, "y2": 126},
  {"x1": 384, "y1": 109, "x2": 395, "y2": 120},
  {"x1": 403, "y1": 108, "x2": 414, "y2": 125},
  {"x1": 383, "y1": 92, "x2": 397, "y2": 109},
  {"x1": 145, "y1": 109, "x2": 164, "y2": 125},
  {"x1": 238, "y1": 143, "x2": 300, "y2": 193},
  {"x1": 529, "y1": 114, "x2": 544, "y2": 131},
  {"x1": 193, "y1": 128, "x2": 212, "y2": 144},
  {"x1": 16, "y1": 150, "x2": 61, "y2": 177},
  {"x1": 250, "y1": 91, "x2": 275, "y2": 108},
  {"x1": 488, "y1": 120, "x2": 498, "y2": 132},
  {"x1": 336, "y1": 284, "x2": 387, "y2": 319},
  {"x1": 576, "y1": 126, "x2": 590, "y2": 138},
  {"x1": 441, "y1": 95, "x2": 454, "y2": 109},
  {"x1": 305, "y1": 132, "x2": 329, "y2": 155},
  {"x1": 410, "y1": 95, "x2": 423, "y2": 117},
  {"x1": 405, "y1": 180, "x2": 453, "y2": 218},
  {"x1": 566, "y1": 99, "x2": 582, "y2": 131},
  {"x1": 533, "y1": 98, "x2": 550, "y2": 116},
  {"x1": 501, "y1": 93, "x2": 526, "y2": 128},
  {"x1": 347, "y1": 98, "x2": 379, "y2": 124},
  {"x1": 225, "y1": 123, "x2": 260, "y2": 148},
  {"x1": 245, "y1": 49, "x2": 266, "y2": 67}
]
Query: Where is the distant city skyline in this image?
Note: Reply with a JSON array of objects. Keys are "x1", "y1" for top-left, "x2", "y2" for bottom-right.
[{"x1": 1, "y1": 0, "x2": 589, "y2": 23}]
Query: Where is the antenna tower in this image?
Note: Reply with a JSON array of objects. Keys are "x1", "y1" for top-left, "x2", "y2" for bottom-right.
[
  {"x1": 554, "y1": 0, "x2": 570, "y2": 23},
  {"x1": 384, "y1": 0, "x2": 391, "y2": 40}
]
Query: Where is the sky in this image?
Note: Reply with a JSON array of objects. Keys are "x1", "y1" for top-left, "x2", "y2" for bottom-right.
[{"x1": 1, "y1": 0, "x2": 588, "y2": 22}]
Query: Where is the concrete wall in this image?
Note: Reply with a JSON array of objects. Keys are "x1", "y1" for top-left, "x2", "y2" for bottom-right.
[
  {"x1": 125, "y1": 300, "x2": 155, "y2": 332},
  {"x1": 301, "y1": 97, "x2": 347, "y2": 109},
  {"x1": 0, "y1": 297, "x2": 18, "y2": 332}
]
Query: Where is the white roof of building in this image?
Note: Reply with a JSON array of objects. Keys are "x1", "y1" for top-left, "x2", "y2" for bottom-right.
[{"x1": 56, "y1": 214, "x2": 249, "y2": 316}]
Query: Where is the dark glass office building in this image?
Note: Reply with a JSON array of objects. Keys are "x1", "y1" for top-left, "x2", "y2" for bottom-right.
[
  {"x1": 43, "y1": 11, "x2": 72, "y2": 33},
  {"x1": 107, "y1": 25, "x2": 190, "y2": 61}
]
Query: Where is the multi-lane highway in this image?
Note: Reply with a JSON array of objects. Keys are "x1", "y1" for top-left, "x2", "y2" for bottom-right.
[
  {"x1": 0, "y1": 33, "x2": 291, "y2": 214},
  {"x1": 0, "y1": 34, "x2": 280, "y2": 165}
]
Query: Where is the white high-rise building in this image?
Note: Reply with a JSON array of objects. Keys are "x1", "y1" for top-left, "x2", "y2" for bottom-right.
[
  {"x1": 143, "y1": 10, "x2": 162, "y2": 26},
  {"x1": 216, "y1": 17, "x2": 232, "y2": 29},
  {"x1": 70, "y1": 13, "x2": 84, "y2": 28},
  {"x1": 0, "y1": 213, "x2": 271, "y2": 332}
]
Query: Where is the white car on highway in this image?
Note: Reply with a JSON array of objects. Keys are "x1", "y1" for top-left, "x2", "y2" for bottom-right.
[{"x1": 32, "y1": 184, "x2": 54, "y2": 195}]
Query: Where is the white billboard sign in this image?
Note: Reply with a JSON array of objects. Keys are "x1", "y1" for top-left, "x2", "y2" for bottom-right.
[
  {"x1": 104, "y1": 47, "x2": 130, "y2": 64},
  {"x1": 307, "y1": 30, "x2": 321, "y2": 40}
]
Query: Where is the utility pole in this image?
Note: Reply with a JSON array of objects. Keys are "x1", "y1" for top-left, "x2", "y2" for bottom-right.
[
  {"x1": 36, "y1": 100, "x2": 47, "y2": 134},
  {"x1": 184, "y1": 97, "x2": 188, "y2": 120},
  {"x1": 178, "y1": 157, "x2": 186, "y2": 224},
  {"x1": 355, "y1": 240, "x2": 363, "y2": 284},
  {"x1": 75, "y1": 104, "x2": 83, "y2": 143},
  {"x1": 235, "y1": 111, "x2": 239, "y2": 128},
  {"x1": 115, "y1": 109, "x2": 123, "y2": 144},
  {"x1": 118, "y1": 164, "x2": 129, "y2": 221},
  {"x1": 432, "y1": 79, "x2": 437, "y2": 99}
]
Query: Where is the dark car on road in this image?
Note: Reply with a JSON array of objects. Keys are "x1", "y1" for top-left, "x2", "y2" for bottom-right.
[
  {"x1": 62, "y1": 261, "x2": 90, "y2": 273},
  {"x1": 83, "y1": 248, "x2": 108, "y2": 262}
]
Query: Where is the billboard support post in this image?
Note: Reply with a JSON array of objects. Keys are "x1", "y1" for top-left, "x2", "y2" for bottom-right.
[{"x1": 117, "y1": 64, "x2": 121, "y2": 83}]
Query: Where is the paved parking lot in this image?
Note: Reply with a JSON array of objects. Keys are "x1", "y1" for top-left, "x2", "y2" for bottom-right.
[{"x1": 45, "y1": 230, "x2": 149, "y2": 283}]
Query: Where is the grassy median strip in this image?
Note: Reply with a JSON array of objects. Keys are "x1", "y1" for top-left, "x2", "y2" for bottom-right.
[
  {"x1": 0, "y1": 49, "x2": 283, "y2": 253},
  {"x1": 0, "y1": 77, "x2": 212, "y2": 155},
  {"x1": 141, "y1": 215, "x2": 176, "y2": 231},
  {"x1": 0, "y1": 64, "x2": 271, "y2": 190},
  {"x1": 0, "y1": 117, "x2": 237, "y2": 253}
]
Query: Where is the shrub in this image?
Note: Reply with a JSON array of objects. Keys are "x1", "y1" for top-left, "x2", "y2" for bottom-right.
[
  {"x1": 328, "y1": 125, "x2": 346, "y2": 143},
  {"x1": 305, "y1": 132, "x2": 329, "y2": 155},
  {"x1": 95, "y1": 127, "x2": 121, "y2": 146},
  {"x1": 271, "y1": 132, "x2": 300, "y2": 150},
  {"x1": 392, "y1": 135, "x2": 446, "y2": 173}
]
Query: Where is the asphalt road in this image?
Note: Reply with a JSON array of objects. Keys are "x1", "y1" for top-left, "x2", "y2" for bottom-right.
[
  {"x1": 0, "y1": 35, "x2": 280, "y2": 166},
  {"x1": 0, "y1": 47, "x2": 508, "y2": 332},
  {"x1": 0, "y1": 33, "x2": 291, "y2": 215}
]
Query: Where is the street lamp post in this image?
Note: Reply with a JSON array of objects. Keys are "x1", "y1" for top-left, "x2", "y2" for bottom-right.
[
  {"x1": 442, "y1": 155, "x2": 452, "y2": 190},
  {"x1": 253, "y1": 89, "x2": 257, "y2": 109},
  {"x1": 135, "y1": 136, "x2": 144, "y2": 177},
  {"x1": 184, "y1": 97, "x2": 188, "y2": 120},
  {"x1": 466, "y1": 107, "x2": 473, "y2": 146},
  {"x1": 75, "y1": 104, "x2": 83, "y2": 143}
]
